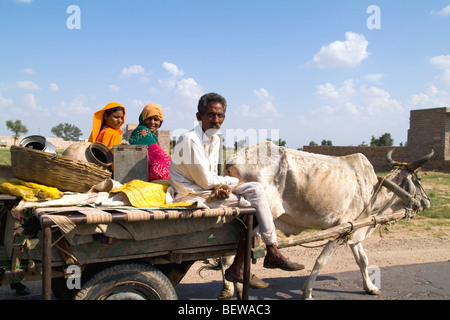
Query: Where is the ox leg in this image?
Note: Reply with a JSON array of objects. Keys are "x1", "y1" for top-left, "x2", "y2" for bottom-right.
[
  {"x1": 301, "y1": 238, "x2": 344, "y2": 300},
  {"x1": 218, "y1": 256, "x2": 243, "y2": 300},
  {"x1": 349, "y1": 242, "x2": 381, "y2": 295}
]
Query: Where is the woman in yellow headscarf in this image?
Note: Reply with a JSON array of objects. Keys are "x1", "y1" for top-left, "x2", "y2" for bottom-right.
[
  {"x1": 88, "y1": 102, "x2": 126, "y2": 149},
  {"x1": 129, "y1": 103, "x2": 171, "y2": 181}
]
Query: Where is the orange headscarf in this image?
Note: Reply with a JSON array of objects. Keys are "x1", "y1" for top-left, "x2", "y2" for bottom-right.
[
  {"x1": 88, "y1": 102, "x2": 126, "y2": 149},
  {"x1": 142, "y1": 103, "x2": 163, "y2": 122}
]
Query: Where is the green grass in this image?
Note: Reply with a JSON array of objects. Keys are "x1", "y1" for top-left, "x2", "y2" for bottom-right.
[
  {"x1": 0, "y1": 149, "x2": 10, "y2": 166},
  {"x1": 420, "y1": 172, "x2": 450, "y2": 220}
]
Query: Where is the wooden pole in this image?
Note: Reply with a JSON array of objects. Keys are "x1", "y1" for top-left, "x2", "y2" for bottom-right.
[
  {"x1": 276, "y1": 210, "x2": 406, "y2": 249},
  {"x1": 242, "y1": 214, "x2": 253, "y2": 300}
]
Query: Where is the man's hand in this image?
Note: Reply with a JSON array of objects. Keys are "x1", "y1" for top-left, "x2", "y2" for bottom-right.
[{"x1": 215, "y1": 184, "x2": 231, "y2": 200}]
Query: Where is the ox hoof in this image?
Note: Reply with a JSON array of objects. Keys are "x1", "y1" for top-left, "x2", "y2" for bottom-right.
[
  {"x1": 366, "y1": 288, "x2": 381, "y2": 295},
  {"x1": 218, "y1": 293, "x2": 233, "y2": 300},
  {"x1": 301, "y1": 291, "x2": 314, "y2": 300}
]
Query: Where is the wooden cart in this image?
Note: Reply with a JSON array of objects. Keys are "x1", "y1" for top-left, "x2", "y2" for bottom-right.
[{"x1": 0, "y1": 195, "x2": 256, "y2": 300}]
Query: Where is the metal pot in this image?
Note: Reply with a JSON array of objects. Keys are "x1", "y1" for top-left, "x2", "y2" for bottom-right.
[
  {"x1": 62, "y1": 141, "x2": 113, "y2": 170},
  {"x1": 19, "y1": 135, "x2": 58, "y2": 154}
]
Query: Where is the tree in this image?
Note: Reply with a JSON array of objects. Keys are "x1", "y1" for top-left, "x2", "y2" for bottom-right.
[
  {"x1": 6, "y1": 120, "x2": 28, "y2": 145},
  {"x1": 51, "y1": 123, "x2": 82, "y2": 141},
  {"x1": 321, "y1": 139, "x2": 333, "y2": 146},
  {"x1": 234, "y1": 139, "x2": 246, "y2": 151},
  {"x1": 267, "y1": 138, "x2": 286, "y2": 147},
  {"x1": 370, "y1": 132, "x2": 394, "y2": 146},
  {"x1": 309, "y1": 141, "x2": 318, "y2": 146}
]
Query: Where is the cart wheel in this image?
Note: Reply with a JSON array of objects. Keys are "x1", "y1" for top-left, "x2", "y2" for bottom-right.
[
  {"x1": 52, "y1": 276, "x2": 78, "y2": 300},
  {"x1": 74, "y1": 262, "x2": 177, "y2": 300}
]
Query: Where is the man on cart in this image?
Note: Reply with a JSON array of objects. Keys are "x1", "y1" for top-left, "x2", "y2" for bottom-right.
[{"x1": 168, "y1": 92, "x2": 304, "y2": 289}]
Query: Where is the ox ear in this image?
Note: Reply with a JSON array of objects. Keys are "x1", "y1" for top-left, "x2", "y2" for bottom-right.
[{"x1": 406, "y1": 149, "x2": 434, "y2": 172}]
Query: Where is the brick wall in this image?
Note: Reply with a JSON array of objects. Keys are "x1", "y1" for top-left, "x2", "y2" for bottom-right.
[
  {"x1": 302, "y1": 146, "x2": 407, "y2": 171},
  {"x1": 155, "y1": 130, "x2": 171, "y2": 155},
  {"x1": 407, "y1": 107, "x2": 450, "y2": 171},
  {"x1": 407, "y1": 107, "x2": 448, "y2": 161}
]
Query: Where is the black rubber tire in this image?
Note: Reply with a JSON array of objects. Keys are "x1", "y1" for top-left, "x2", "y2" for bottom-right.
[
  {"x1": 74, "y1": 262, "x2": 177, "y2": 300},
  {"x1": 52, "y1": 276, "x2": 78, "y2": 300}
]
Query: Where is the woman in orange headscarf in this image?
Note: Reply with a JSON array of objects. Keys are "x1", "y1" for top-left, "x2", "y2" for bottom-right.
[{"x1": 88, "y1": 102, "x2": 126, "y2": 149}]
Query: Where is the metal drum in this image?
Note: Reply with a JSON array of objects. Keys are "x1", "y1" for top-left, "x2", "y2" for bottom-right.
[{"x1": 19, "y1": 135, "x2": 58, "y2": 154}]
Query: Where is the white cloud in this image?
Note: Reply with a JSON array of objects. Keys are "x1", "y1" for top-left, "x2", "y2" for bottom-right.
[
  {"x1": 159, "y1": 62, "x2": 185, "y2": 89},
  {"x1": 131, "y1": 99, "x2": 151, "y2": 109},
  {"x1": 121, "y1": 65, "x2": 145, "y2": 78},
  {"x1": 57, "y1": 96, "x2": 92, "y2": 116},
  {"x1": 234, "y1": 88, "x2": 282, "y2": 119},
  {"x1": 162, "y1": 62, "x2": 184, "y2": 78},
  {"x1": 15, "y1": 0, "x2": 34, "y2": 3},
  {"x1": 175, "y1": 78, "x2": 202, "y2": 102},
  {"x1": 23, "y1": 93, "x2": 41, "y2": 111},
  {"x1": 19, "y1": 68, "x2": 34, "y2": 74},
  {"x1": 310, "y1": 32, "x2": 370, "y2": 68},
  {"x1": 109, "y1": 84, "x2": 120, "y2": 93},
  {"x1": 254, "y1": 88, "x2": 281, "y2": 116},
  {"x1": 431, "y1": 5, "x2": 450, "y2": 17},
  {"x1": 405, "y1": 55, "x2": 450, "y2": 110},
  {"x1": 49, "y1": 83, "x2": 60, "y2": 92},
  {"x1": 430, "y1": 55, "x2": 450, "y2": 69},
  {"x1": 239, "y1": 104, "x2": 251, "y2": 117},
  {"x1": 429, "y1": 55, "x2": 450, "y2": 86},
  {"x1": 315, "y1": 79, "x2": 404, "y2": 117},
  {"x1": 409, "y1": 85, "x2": 450, "y2": 109},
  {"x1": 15, "y1": 81, "x2": 41, "y2": 90},
  {"x1": 316, "y1": 80, "x2": 356, "y2": 101},
  {"x1": 156, "y1": 62, "x2": 203, "y2": 110},
  {"x1": 364, "y1": 73, "x2": 385, "y2": 84},
  {"x1": 0, "y1": 92, "x2": 13, "y2": 108}
]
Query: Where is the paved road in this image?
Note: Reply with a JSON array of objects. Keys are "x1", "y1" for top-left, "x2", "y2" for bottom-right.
[{"x1": 0, "y1": 261, "x2": 448, "y2": 300}]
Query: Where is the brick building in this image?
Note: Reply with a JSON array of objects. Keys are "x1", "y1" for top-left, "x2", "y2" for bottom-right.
[{"x1": 407, "y1": 107, "x2": 449, "y2": 171}]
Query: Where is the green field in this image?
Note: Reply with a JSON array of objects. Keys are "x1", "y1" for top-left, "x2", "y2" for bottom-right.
[{"x1": 0, "y1": 149, "x2": 10, "y2": 166}]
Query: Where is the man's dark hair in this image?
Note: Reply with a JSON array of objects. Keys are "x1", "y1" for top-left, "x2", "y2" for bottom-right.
[{"x1": 197, "y1": 93, "x2": 227, "y2": 114}]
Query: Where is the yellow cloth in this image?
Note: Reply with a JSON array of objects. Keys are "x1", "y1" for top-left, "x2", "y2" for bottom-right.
[
  {"x1": 0, "y1": 178, "x2": 63, "y2": 201},
  {"x1": 110, "y1": 180, "x2": 195, "y2": 208},
  {"x1": 88, "y1": 102, "x2": 126, "y2": 149},
  {"x1": 142, "y1": 103, "x2": 163, "y2": 122}
]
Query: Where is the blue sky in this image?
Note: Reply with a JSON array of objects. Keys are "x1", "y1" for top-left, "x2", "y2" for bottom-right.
[{"x1": 1, "y1": 0, "x2": 449, "y2": 149}]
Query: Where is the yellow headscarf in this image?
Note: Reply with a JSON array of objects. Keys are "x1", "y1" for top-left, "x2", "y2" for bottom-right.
[
  {"x1": 88, "y1": 102, "x2": 126, "y2": 149},
  {"x1": 142, "y1": 103, "x2": 163, "y2": 122}
]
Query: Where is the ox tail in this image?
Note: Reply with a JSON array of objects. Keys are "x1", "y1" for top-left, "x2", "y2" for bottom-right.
[{"x1": 197, "y1": 258, "x2": 221, "y2": 278}]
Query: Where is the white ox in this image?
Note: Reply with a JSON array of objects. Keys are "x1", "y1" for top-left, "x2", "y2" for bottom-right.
[{"x1": 219, "y1": 141, "x2": 432, "y2": 300}]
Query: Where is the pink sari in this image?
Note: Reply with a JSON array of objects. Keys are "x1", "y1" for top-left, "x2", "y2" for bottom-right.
[{"x1": 147, "y1": 143, "x2": 171, "y2": 181}]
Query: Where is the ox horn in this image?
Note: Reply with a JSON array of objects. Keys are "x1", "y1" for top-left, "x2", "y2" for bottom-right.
[
  {"x1": 406, "y1": 149, "x2": 434, "y2": 172},
  {"x1": 386, "y1": 149, "x2": 396, "y2": 167},
  {"x1": 377, "y1": 176, "x2": 412, "y2": 204},
  {"x1": 386, "y1": 148, "x2": 408, "y2": 168}
]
